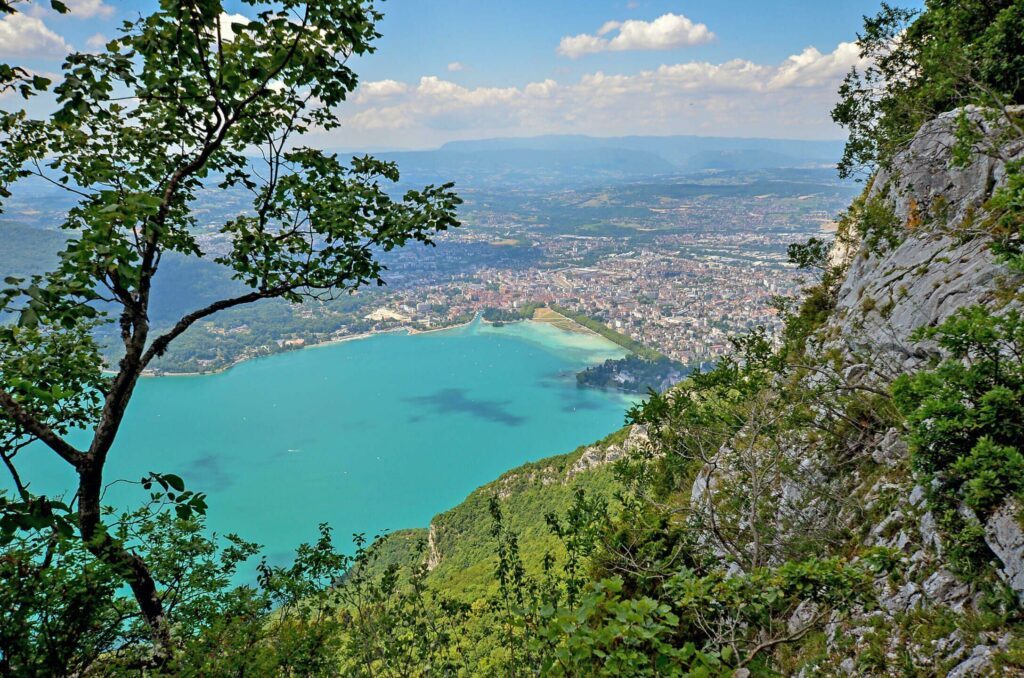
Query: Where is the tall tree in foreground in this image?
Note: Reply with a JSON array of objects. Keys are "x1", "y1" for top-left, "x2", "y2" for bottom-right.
[{"x1": 0, "y1": 0, "x2": 459, "y2": 662}]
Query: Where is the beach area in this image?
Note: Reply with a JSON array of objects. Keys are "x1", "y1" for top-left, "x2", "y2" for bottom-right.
[
  {"x1": 139, "y1": 306, "x2": 612, "y2": 378},
  {"x1": 142, "y1": 324, "x2": 453, "y2": 378}
]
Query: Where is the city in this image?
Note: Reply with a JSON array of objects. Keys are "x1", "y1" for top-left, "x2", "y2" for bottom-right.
[{"x1": 142, "y1": 170, "x2": 852, "y2": 374}]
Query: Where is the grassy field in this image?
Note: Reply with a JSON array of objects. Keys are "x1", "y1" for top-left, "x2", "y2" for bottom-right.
[
  {"x1": 548, "y1": 306, "x2": 665, "y2": 360},
  {"x1": 530, "y1": 307, "x2": 595, "y2": 334}
]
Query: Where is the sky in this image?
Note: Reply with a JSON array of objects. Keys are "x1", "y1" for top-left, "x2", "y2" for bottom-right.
[{"x1": 0, "y1": 0, "x2": 923, "y2": 150}]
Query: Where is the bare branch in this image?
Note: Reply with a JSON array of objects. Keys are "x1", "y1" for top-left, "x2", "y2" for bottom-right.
[
  {"x1": 139, "y1": 287, "x2": 286, "y2": 369},
  {"x1": 0, "y1": 389, "x2": 84, "y2": 468}
]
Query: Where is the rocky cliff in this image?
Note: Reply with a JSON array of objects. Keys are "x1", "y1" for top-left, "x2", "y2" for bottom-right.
[
  {"x1": 824, "y1": 107, "x2": 1023, "y2": 371},
  {"x1": 689, "y1": 108, "x2": 1024, "y2": 675}
]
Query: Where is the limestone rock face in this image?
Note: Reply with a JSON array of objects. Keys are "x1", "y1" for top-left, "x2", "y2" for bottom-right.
[
  {"x1": 426, "y1": 522, "x2": 441, "y2": 571},
  {"x1": 921, "y1": 569, "x2": 970, "y2": 611},
  {"x1": 947, "y1": 635, "x2": 1015, "y2": 678},
  {"x1": 565, "y1": 446, "x2": 605, "y2": 480},
  {"x1": 698, "y1": 109, "x2": 1024, "y2": 673},
  {"x1": 564, "y1": 424, "x2": 648, "y2": 480},
  {"x1": 826, "y1": 108, "x2": 1023, "y2": 371},
  {"x1": 984, "y1": 500, "x2": 1024, "y2": 600}
]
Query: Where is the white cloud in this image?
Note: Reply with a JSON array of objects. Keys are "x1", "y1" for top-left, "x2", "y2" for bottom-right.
[
  {"x1": 524, "y1": 79, "x2": 558, "y2": 98},
  {"x1": 218, "y1": 13, "x2": 250, "y2": 41},
  {"x1": 447, "y1": 61, "x2": 465, "y2": 72},
  {"x1": 356, "y1": 79, "x2": 410, "y2": 103},
  {"x1": 767, "y1": 41, "x2": 863, "y2": 89},
  {"x1": 557, "y1": 34, "x2": 606, "y2": 60},
  {"x1": 85, "y1": 32, "x2": 107, "y2": 49},
  {"x1": 327, "y1": 41, "x2": 863, "y2": 149},
  {"x1": 349, "y1": 76, "x2": 520, "y2": 132},
  {"x1": 63, "y1": 0, "x2": 115, "y2": 19},
  {"x1": 0, "y1": 13, "x2": 71, "y2": 57},
  {"x1": 558, "y1": 13, "x2": 714, "y2": 58}
]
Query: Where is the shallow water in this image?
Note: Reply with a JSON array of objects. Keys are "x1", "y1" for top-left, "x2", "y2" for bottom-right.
[{"x1": 16, "y1": 319, "x2": 636, "y2": 565}]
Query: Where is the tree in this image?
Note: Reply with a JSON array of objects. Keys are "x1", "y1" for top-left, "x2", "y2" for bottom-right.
[
  {"x1": 832, "y1": 0, "x2": 1024, "y2": 178},
  {"x1": 0, "y1": 0, "x2": 460, "y2": 663}
]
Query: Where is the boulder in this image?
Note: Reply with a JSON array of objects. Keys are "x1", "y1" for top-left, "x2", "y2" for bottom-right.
[{"x1": 984, "y1": 499, "x2": 1024, "y2": 599}]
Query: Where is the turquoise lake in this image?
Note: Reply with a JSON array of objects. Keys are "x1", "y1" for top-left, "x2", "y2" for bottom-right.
[{"x1": 19, "y1": 319, "x2": 636, "y2": 566}]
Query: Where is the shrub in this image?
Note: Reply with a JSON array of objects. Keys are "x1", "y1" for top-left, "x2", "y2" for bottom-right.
[
  {"x1": 986, "y1": 161, "x2": 1024, "y2": 272},
  {"x1": 893, "y1": 306, "x2": 1024, "y2": 574}
]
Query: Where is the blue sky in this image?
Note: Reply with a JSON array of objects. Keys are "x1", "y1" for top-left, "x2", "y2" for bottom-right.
[
  {"x1": 1, "y1": 0, "x2": 923, "y2": 149},
  {"x1": 359, "y1": 1, "x2": 896, "y2": 86}
]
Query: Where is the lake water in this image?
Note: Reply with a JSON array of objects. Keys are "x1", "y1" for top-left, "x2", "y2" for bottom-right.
[{"x1": 17, "y1": 318, "x2": 636, "y2": 566}]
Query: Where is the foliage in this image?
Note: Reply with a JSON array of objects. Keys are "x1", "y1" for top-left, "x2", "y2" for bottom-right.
[
  {"x1": 576, "y1": 354, "x2": 689, "y2": 394},
  {"x1": 782, "y1": 222, "x2": 850, "y2": 354},
  {"x1": 3, "y1": 0, "x2": 1023, "y2": 673},
  {"x1": 986, "y1": 161, "x2": 1024, "y2": 273},
  {"x1": 856, "y1": 192, "x2": 903, "y2": 254},
  {"x1": 392, "y1": 430, "x2": 630, "y2": 602},
  {"x1": 0, "y1": 0, "x2": 461, "y2": 659},
  {"x1": 479, "y1": 491, "x2": 891, "y2": 675},
  {"x1": 332, "y1": 537, "x2": 470, "y2": 676},
  {"x1": 786, "y1": 237, "x2": 831, "y2": 272},
  {"x1": 0, "y1": 500, "x2": 345, "y2": 675},
  {"x1": 893, "y1": 306, "x2": 1024, "y2": 574},
  {"x1": 627, "y1": 328, "x2": 784, "y2": 478},
  {"x1": 0, "y1": 527, "x2": 122, "y2": 675},
  {"x1": 833, "y1": 0, "x2": 1024, "y2": 177},
  {"x1": 0, "y1": 498, "x2": 474, "y2": 675},
  {"x1": 481, "y1": 302, "x2": 544, "y2": 323}
]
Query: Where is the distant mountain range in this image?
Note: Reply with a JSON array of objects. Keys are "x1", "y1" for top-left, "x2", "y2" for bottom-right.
[{"x1": 375, "y1": 133, "x2": 845, "y2": 186}]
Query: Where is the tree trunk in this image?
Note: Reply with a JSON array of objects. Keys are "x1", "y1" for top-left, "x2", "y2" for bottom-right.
[{"x1": 76, "y1": 461, "x2": 172, "y2": 665}]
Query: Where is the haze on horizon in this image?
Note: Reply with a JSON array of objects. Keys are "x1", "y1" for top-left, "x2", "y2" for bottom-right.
[{"x1": 2, "y1": 0, "x2": 923, "y2": 151}]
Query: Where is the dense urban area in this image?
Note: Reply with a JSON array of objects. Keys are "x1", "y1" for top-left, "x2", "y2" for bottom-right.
[{"x1": 1, "y1": 167, "x2": 856, "y2": 376}]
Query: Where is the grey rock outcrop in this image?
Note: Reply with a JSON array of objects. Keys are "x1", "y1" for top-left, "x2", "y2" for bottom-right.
[
  {"x1": 984, "y1": 499, "x2": 1024, "y2": 600},
  {"x1": 565, "y1": 424, "x2": 648, "y2": 480},
  {"x1": 760, "y1": 109, "x2": 1022, "y2": 673},
  {"x1": 825, "y1": 108, "x2": 1023, "y2": 371},
  {"x1": 426, "y1": 522, "x2": 441, "y2": 571}
]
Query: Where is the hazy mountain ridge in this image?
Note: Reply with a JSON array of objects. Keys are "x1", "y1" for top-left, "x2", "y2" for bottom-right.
[
  {"x1": 438, "y1": 132, "x2": 844, "y2": 164},
  {"x1": 375, "y1": 133, "x2": 845, "y2": 187}
]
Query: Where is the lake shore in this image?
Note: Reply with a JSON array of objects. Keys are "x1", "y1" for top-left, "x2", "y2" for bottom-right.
[
  {"x1": 130, "y1": 309, "x2": 606, "y2": 378},
  {"x1": 138, "y1": 309, "x2": 611, "y2": 379},
  {"x1": 61, "y1": 316, "x2": 637, "y2": 585},
  {"x1": 141, "y1": 317, "x2": 480, "y2": 378}
]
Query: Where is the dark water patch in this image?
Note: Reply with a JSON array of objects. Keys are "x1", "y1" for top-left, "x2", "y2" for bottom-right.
[
  {"x1": 405, "y1": 388, "x2": 526, "y2": 426},
  {"x1": 561, "y1": 395, "x2": 604, "y2": 413},
  {"x1": 264, "y1": 549, "x2": 295, "y2": 568},
  {"x1": 188, "y1": 452, "x2": 235, "y2": 492}
]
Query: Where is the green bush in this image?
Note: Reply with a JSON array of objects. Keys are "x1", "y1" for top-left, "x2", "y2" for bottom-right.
[
  {"x1": 858, "y1": 193, "x2": 903, "y2": 254},
  {"x1": 986, "y1": 161, "x2": 1024, "y2": 272},
  {"x1": 833, "y1": 1, "x2": 1024, "y2": 177},
  {"x1": 893, "y1": 306, "x2": 1024, "y2": 574},
  {"x1": 951, "y1": 438, "x2": 1024, "y2": 514}
]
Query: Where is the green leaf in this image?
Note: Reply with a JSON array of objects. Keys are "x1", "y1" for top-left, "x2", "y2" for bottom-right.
[{"x1": 162, "y1": 473, "x2": 185, "y2": 492}]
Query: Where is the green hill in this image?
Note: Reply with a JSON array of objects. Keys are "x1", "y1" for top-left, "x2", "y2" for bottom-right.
[{"x1": 365, "y1": 426, "x2": 635, "y2": 601}]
